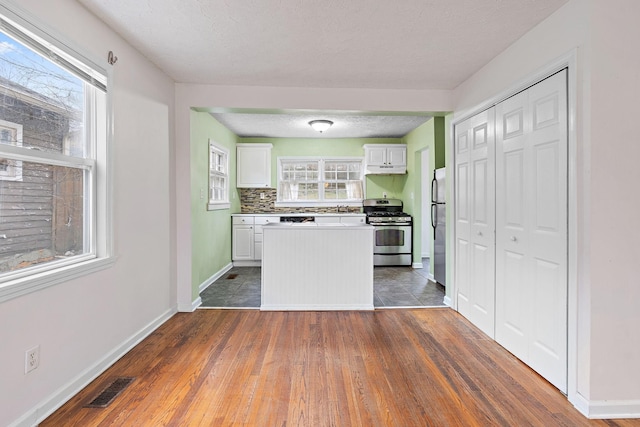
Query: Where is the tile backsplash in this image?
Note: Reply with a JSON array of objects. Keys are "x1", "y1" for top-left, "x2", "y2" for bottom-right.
[{"x1": 239, "y1": 188, "x2": 362, "y2": 214}]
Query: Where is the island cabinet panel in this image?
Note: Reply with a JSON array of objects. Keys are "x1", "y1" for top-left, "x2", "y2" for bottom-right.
[{"x1": 261, "y1": 224, "x2": 374, "y2": 310}]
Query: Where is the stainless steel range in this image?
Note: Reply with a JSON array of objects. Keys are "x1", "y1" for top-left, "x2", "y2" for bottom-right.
[{"x1": 363, "y1": 198, "x2": 412, "y2": 266}]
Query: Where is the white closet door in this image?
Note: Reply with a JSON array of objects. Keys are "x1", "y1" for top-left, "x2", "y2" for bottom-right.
[
  {"x1": 455, "y1": 108, "x2": 496, "y2": 338},
  {"x1": 495, "y1": 70, "x2": 568, "y2": 392}
]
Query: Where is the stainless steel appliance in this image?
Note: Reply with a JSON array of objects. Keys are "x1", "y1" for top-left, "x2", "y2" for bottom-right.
[
  {"x1": 363, "y1": 198, "x2": 412, "y2": 266},
  {"x1": 431, "y1": 168, "x2": 446, "y2": 286}
]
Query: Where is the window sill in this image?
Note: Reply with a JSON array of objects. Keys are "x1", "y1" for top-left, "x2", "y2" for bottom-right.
[
  {"x1": 207, "y1": 202, "x2": 231, "y2": 211},
  {"x1": 0, "y1": 256, "x2": 116, "y2": 304}
]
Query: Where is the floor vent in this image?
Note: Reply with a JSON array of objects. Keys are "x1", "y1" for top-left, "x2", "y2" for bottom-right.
[
  {"x1": 226, "y1": 274, "x2": 238, "y2": 279},
  {"x1": 85, "y1": 377, "x2": 135, "y2": 408}
]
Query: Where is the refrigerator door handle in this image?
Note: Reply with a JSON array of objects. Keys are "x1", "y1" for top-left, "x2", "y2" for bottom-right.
[
  {"x1": 431, "y1": 203, "x2": 437, "y2": 239},
  {"x1": 431, "y1": 175, "x2": 437, "y2": 203}
]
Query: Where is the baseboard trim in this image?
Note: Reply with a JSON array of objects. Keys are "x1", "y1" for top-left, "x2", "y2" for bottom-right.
[
  {"x1": 181, "y1": 263, "x2": 234, "y2": 313},
  {"x1": 261, "y1": 304, "x2": 374, "y2": 311},
  {"x1": 199, "y1": 262, "x2": 233, "y2": 293},
  {"x1": 428, "y1": 272, "x2": 435, "y2": 281},
  {"x1": 11, "y1": 307, "x2": 176, "y2": 427},
  {"x1": 233, "y1": 260, "x2": 261, "y2": 267},
  {"x1": 443, "y1": 295, "x2": 453, "y2": 307},
  {"x1": 584, "y1": 399, "x2": 640, "y2": 419},
  {"x1": 412, "y1": 262, "x2": 424, "y2": 269},
  {"x1": 190, "y1": 296, "x2": 202, "y2": 311}
]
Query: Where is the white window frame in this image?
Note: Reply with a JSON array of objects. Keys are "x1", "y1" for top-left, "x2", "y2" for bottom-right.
[
  {"x1": 207, "y1": 140, "x2": 230, "y2": 210},
  {"x1": 0, "y1": 119, "x2": 23, "y2": 181},
  {"x1": 276, "y1": 156, "x2": 365, "y2": 208},
  {"x1": 0, "y1": 4, "x2": 113, "y2": 303}
]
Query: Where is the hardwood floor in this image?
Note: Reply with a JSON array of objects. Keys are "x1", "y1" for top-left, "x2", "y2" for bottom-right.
[{"x1": 43, "y1": 309, "x2": 639, "y2": 426}]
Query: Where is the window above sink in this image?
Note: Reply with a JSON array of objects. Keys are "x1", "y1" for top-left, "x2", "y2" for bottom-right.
[{"x1": 276, "y1": 157, "x2": 364, "y2": 208}]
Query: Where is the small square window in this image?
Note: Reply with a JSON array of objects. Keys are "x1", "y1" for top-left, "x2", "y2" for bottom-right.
[{"x1": 208, "y1": 140, "x2": 230, "y2": 210}]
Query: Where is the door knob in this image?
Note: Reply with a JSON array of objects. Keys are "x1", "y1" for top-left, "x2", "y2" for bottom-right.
[
  {"x1": 510, "y1": 236, "x2": 517, "y2": 242},
  {"x1": 477, "y1": 231, "x2": 483, "y2": 237}
]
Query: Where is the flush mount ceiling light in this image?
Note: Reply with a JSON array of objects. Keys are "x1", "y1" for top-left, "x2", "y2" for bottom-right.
[{"x1": 309, "y1": 120, "x2": 333, "y2": 133}]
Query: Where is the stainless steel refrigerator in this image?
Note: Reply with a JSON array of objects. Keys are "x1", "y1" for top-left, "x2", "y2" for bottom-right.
[{"x1": 431, "y1": 168, "x2": 446, "y2": 287}]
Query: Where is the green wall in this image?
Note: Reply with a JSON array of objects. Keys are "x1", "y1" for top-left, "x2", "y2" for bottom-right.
[
  {"x1": 239, "y1": 136, "x2": 406, "y2": 197},
  {"x1": 400, "y1": 116, "x2": 446, "y2": 267},
  {"x1": 190, "y1": 110, "x2": 240, "y2": 300}
]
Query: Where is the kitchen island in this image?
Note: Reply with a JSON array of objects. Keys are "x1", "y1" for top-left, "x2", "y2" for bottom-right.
[{"x1": 261, "y1": 222, "x2": 374, "y2": 310}]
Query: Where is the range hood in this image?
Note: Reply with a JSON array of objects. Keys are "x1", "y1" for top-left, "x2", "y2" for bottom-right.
[
  {"x1": 364, "y1": 164, "x2": 407, "y2": 175},
  {"x1": 364, "y1": 165, "x2": 407, "y2": 175}
]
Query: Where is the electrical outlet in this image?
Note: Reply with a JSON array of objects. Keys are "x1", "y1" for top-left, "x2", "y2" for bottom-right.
[
  {"x1": 25, "y1": 345, "x2": 40, "y2": 374},
  {"x1": 199, "y1": 188, "x2": 205, "y2": 200},
  {"x1": 383, "y1": 192, "x2": 388, "y2": 198},
  {"x1": 260, "y1": 193, "x2": 265, "y2": 200}
]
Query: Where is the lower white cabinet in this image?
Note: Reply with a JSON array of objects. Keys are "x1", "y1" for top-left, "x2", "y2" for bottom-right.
[
  {"x1": 232, "y1": 217, "x2": 254, "y2": 261},
  {"x1": 232, "y1": 215, "x2": 279, "y2": 265},
  {"x1": 253, "y1": 216, "x2": 280, "y2": 260}
]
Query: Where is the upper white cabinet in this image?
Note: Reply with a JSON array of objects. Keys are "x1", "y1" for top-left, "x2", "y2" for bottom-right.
[
  {"x1": 363, "y1": 144, "x2": 407, "y2": 174},
  {"x1": 236, "y1": 143, "x2": 272, "y2": 188}
]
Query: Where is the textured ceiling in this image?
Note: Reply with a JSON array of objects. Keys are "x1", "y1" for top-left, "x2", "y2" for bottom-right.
[
  {"x1": 77, "y1": 0, "x2": 568, "y2": 137},
  {"x1": 205, "y1": 110, "x2": 431, "y2": 138}
]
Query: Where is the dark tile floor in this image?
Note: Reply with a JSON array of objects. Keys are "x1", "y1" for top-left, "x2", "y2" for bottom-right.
[{"x1": 199, "y1": 260, "x2": 446, "y2": 309}]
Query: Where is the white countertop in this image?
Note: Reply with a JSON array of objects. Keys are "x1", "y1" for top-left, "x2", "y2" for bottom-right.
[
  {"x1": 263, "y1": 222, "x2": 372, "y2": 229},
  {"x1": 232, "y1": 213, "x2": 365, "y2": 217}
]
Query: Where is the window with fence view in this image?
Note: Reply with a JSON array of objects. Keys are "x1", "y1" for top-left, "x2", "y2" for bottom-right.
[{"x1": 0, "y1": 13, "x2": 105, "y2": 279}]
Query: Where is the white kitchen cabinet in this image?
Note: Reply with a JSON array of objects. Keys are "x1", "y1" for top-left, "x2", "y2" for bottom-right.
[
  {"x1": 236, "y1": 143, "x2": 272, "y2": 188},
  {"x1": 232, "y1": 216, "x2": 254, "y2": 261},
  {"x1": 363, "y1": 144, "x2": 406, "y2": 174},
  {"x1": 254, "y1": 216, "x2": 280, "y2": 260}
]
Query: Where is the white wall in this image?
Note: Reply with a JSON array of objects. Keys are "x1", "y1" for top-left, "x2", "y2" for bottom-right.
[
  {"x1": 588, "y1": 0, "x2": 640, "y2": 404},
  {"x1": 453, "y1": 0, "x2": 640, "y2": 417},
  {"x1": 0, "y1": 1, "x2": 176, "y2": 426}
]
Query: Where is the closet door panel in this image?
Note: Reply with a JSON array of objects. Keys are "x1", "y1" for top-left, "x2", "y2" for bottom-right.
[
  {"x1": 495, "y1": 70, "x2": 568, "y2": 393},
  {"x1": 470, "y1": 241, "x2": 492, "y2": 329},
  {"x1": 527, "y1": 70, "x2": 568, "y2": 392},
  {"x1": 455, "y1": 160, "x2": 471, "y2": 310},
  {"x1": 531, "y1": 257, "x2": 565, "y2": 382},
  {"x1": 455, "y1": 109, "x2": 495, "y2": 338},
  {"x1": 495, "y1": 88, "x2": 531, "y2": 359}
]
